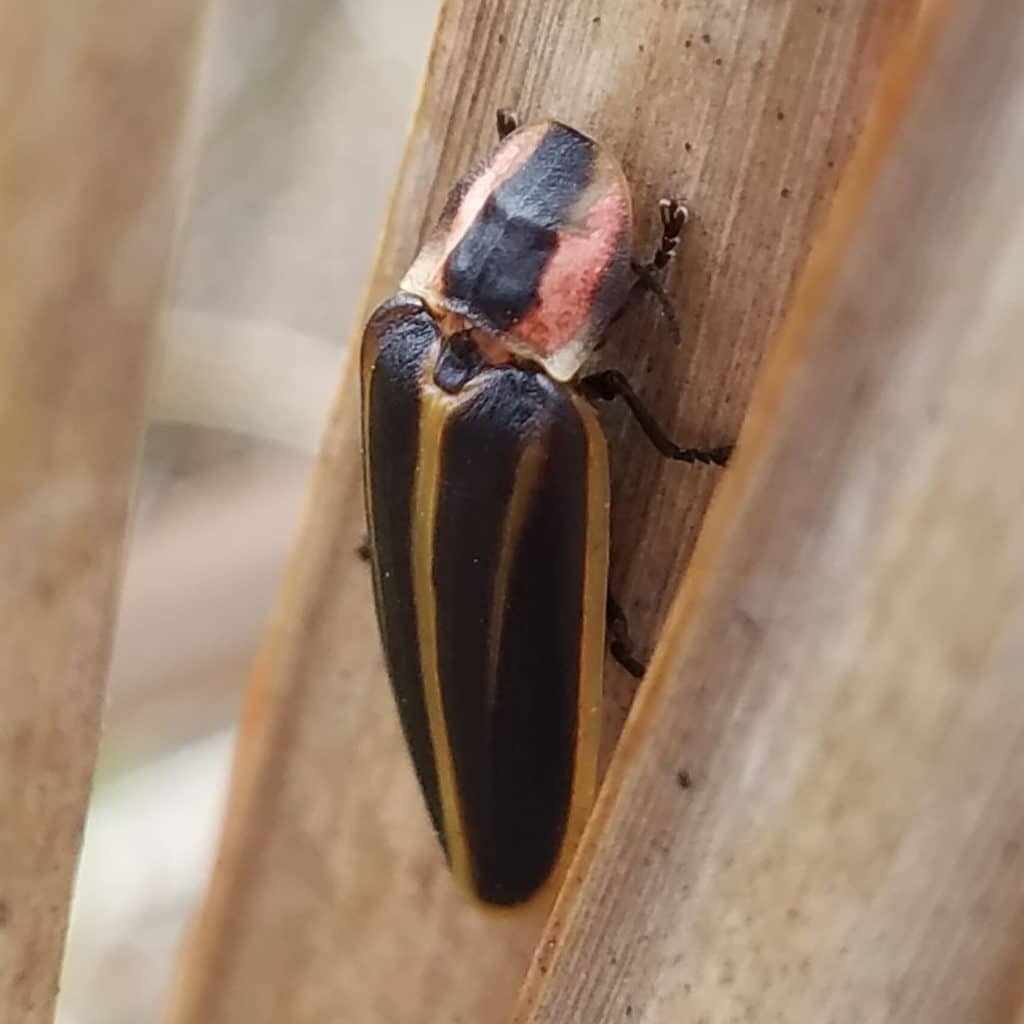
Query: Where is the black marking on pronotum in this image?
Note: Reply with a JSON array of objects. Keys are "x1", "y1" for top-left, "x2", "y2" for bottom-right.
[
  {"x1": 361, "y1": 115, "x2": 731, "y2": 906},
  {"x1": 444, "y1": 125, "x2": 596, "y2": 331}
]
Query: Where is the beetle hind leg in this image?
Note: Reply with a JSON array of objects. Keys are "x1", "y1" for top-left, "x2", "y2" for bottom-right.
[
  {"x1": 607, "y1": 593, "x2": 646, "y2": 679},
  {"x1": 356, "y1": 533, "x2": 372, "y2": 562},
  {"x1": 496, "y1": 108, "x2": 520, "y2": 140}
]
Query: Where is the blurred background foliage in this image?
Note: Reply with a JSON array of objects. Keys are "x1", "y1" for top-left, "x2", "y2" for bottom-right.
[{"x1": 57, "y1": 2, "x2": 437, "y2": 1020}]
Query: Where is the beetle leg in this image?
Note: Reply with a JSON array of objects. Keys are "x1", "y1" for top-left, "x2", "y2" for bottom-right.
[
  {"x1": 605, "y1": 198, "x2": 690, "y2": 347},
  {"x1": 496, "y1": 108, "x2": 520, "y2": 140},
  {"x1": 606, "y1": 593, "x2": 646, "y2": 679},
  {"x1": 635, "y1": 198, "x2": 690, "y2": 331},
  {"x1": 627, "y1": 265, "x2": 681, "y2": 341},
  {"x1": 646, "y1": 197, "x2": 689, "y2": 271},
  {"x1": 356, "y1": 534, "x2": 372, "y2": 562},
  {"x1": 580, "y1": 370, "x2": 733, "y2": 466}
]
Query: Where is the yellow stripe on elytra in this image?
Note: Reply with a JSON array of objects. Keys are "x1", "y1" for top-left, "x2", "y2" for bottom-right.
[
  {"x1": 360, "y1": 329, "x2": 385, "y2": 631},
  {"x1": 411, "y1": 381, "x2": 474, "y2": 891},
  {"x1": 557, "y1": 394, "x2": 609, "y2": 879},
  {"x1": 485, "y1": 438, "x2": 546, "y2": 730}
]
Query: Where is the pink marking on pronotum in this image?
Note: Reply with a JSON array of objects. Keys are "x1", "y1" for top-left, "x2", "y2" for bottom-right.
[
  {"x1": 513, "y1": 188, "x2": 629, "y2": 356},
  {"x1": 434, "y1": 129, "x2": 540, "y2": 278}
]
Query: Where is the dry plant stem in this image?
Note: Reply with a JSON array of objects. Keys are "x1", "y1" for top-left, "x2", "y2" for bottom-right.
[
  {"x1": 513, "y1": 2, "x2": 1024, "y2": 1021},
  {"x1": 0, "y1": 4, "x2": 205, "y2": 1022},
  {"x1": 370, "y1": 0, "x2": 913, "y2": 749},
  {"x1": 168, "y1": 2, "x2": 909, "y2": 1023}
]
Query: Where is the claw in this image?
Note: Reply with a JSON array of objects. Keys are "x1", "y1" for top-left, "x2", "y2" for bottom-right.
[{"x1": 659, "y1": 197, "x2": 689, "y2": 235}]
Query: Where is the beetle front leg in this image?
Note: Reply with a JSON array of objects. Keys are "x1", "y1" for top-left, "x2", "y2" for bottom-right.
[
  {"x1": 609, "y1": 198, "x2": 690, "y2": 341},
  {"x1": 606, "y1": 592, "x2": 645, "y2": 679},
  {"x1": 496, "y1": 108, "x2": 520, "y2": 140},
  {"x1": 642, "y1": 197, "x2": 689, "y2": 273},
  {"x1": 580, "y1": 370, "x2": 733, "y2": 466}
]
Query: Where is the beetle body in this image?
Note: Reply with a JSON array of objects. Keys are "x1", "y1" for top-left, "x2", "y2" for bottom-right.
[{"x1": 362, "y1": 120, "x2": 633, "y2": 905}]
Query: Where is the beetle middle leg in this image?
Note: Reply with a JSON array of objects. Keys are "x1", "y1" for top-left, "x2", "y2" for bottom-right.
[
  {"x1": 606, "y1": 592, "x2": 646, "y2": 679},
  {"x1": 496, "y1": 108, "x2": 520, "y2": 140},
  {"x1": 580, "y1": 370, "x2": 733, "y2": 466}
]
